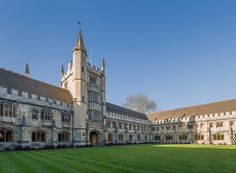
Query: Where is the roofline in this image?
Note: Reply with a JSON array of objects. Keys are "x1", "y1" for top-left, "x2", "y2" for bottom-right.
[
  {"x1": 106, "y1": 102, "x2": 146, "y2": 116},
  {"x1": 0, "y1": 68, "x2": 69, "y2": 93},
  {"x1": 149, "y1": 98, "x2": 236, "y2": 115}
]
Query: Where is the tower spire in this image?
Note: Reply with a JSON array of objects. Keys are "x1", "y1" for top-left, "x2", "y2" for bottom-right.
[
  {"x1": 72, "y1": 22, "x2": 87, "y2": 54},
  {"x1": 25, "y1": 64, "x2": 30, "y2": 78},
  {"x1": 101, "y1": 58, "x2": 105, "y2": 74},
  {"x1": 61, "y1": 64, "x2": 64, "y2": 76}
]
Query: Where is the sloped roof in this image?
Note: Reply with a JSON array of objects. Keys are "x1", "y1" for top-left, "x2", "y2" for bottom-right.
[
  {"x1": 0, "y1": 68, "x2": 72, "y2": 103},
  {"x1": 147, "y1": 99, "x2": 236, "y2": 121},
  {"x1": 106, "y1": 102, "x2": 148, "y2": 120}
]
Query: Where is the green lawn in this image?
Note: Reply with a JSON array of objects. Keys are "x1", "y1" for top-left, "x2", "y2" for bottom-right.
[{"x1": 0, "y1": 144, "x2": 236, "y2": 173}]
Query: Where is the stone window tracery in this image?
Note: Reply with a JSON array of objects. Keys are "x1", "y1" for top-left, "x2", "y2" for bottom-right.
[
  {"x1": 213, "y1": 133, "x2": 224, "y2": 140},
  {"x1": 0, "y1": 102, "x2": 17, "y2": 117},
  {"x1": 179, "y1": 135, "x2": 188, "y2": 140},
  {"x1": 31, "y1": 109, "x2": 39, "y2": 120},
  {"x1": 41, "y1": 109, "x2": 52, "y2": 121},
  {"x1": 58, "y1": 132, "x2": 70, "y2": 142},
  {"x1": 32, "y1": 131, "x2": 46, "y2": 142},
  {"x1": 62, "y1": 111, "x2": 71, "y2": 122}
]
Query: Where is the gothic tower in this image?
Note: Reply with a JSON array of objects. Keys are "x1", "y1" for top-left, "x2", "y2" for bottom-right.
[
  {"x1": 61, "y1": 30, "x2": 88, "y2": 145},
  {"x1": 72, "y1": 30, "x2": 88, "y2": 145}
]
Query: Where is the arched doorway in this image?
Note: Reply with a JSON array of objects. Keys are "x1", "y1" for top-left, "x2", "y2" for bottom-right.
[{"x1": 90, "y1": 131, "x2": 99, "y2": 146}]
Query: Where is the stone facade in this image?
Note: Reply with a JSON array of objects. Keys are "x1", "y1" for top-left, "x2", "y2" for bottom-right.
[
  {"x1": 0, "y1": 85, "x2": 72, "y2": 150},
  {"x1": 150, "y1": 106, "x2": 236, "y2": 145},
  {"x1": 1, "y1": 30, "x2": 236, "y2": 150}
]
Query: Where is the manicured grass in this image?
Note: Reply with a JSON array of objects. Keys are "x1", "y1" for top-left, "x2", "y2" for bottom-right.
[{"x1": 0, "y1": 144, "x2": 236, "y2": 173}]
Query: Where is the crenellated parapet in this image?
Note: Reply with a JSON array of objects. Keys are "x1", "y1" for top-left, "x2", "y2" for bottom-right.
[
  {"x1": 152, "y1": 111, "x2": 236, "y2": 125},
  {"x1": 87, "y1": 63, "x2": 103, "y2": 75},
  {"x1": 0, "y1": 85, "x2": 72, "y2": 111},
  {"x1": 105, "y1": 111, "x2": 151, "y2": 125}
]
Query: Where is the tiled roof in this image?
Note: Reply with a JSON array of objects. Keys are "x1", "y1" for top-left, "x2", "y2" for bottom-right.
[
  {"x1": 0, "y1": 68, "x2": 72, "y2": 103},
  {"x1": 147, "y1": 99, "x2": 236, "y2": 121},
  {"x1": 106, "y1": 102, "x2": 148, "y2": 120}
]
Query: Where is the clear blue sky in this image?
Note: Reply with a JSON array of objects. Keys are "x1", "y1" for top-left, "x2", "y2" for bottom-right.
[{"x1": 0, "y1": 0, "x2": 236, "y2": 110}]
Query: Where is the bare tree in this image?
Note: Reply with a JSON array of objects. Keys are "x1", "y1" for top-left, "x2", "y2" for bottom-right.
[{"x1": 123, "y1": 93, "x2": 157, "y2": 113}]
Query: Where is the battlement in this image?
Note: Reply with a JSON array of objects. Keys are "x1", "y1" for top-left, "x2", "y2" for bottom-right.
[
  {"x1": 105, "y1": 111, "x2": 151, "y2": 125},
  {"x1": 87, "y1": 63, "x2": 102, "y2": 75},
  {"x1": 153, "y1": 111, "x2": 236, "y2": 125},
  {"x1": 0, "y1": 85, "x2": 72, "y2": 110}
]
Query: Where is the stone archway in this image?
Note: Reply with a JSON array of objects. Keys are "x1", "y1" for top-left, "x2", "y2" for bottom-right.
[{"x1": 90, "y1": 131, "x2": 98, "y2": 146}]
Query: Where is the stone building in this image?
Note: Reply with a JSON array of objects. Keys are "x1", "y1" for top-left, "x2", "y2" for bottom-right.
[
  {"x1": 0, "y1": 67, "x2": 73, "y2": 149},
  {"x1": 0, "y1": 30, "x2": 236, "y2": 150},
  {"x1": 148, "y1": 99, "x2": 236, "y2": 145}
]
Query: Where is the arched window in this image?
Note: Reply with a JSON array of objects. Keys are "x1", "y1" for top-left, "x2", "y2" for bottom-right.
[
  {"x1": 61, "y1": 111, "x2": 71, "y2": 122},
  {"x1": 0, "y1": 102, "x2": 17, "y2": 117},
  {"x1": 213, "y1": 133, "x2": 224, "y2": 140},
  {"x1": 58, "y1": 132, "x2": 70, "y2": 142},
  {"x1": 32, "y1": 131, "x2": 46, "y2": 142},
  {"x1": 194, "y1": 134, "x2": 204, "y2": 140},
  {"x1": 179, "y1": 135, "x2": 188, "y2": 141},
  {"x1": 166, "y1": 135, "x2": 172, "y2": 141},
  {"x1": 221, "y1": 134, "x2": 224, "y2": 140},
  {"x1": 87, "y1": 109, "x2": 101, "y2": 121},
  {"x1": 88, "y1": 90, "x2": 100, "y2": 104},
  {"x1": 41, "y1": 109, "x2": 52, "y2": 121},
  {"x1": 154, "y1": 135, "x2": 160, "y2": 141},
  {"x1": 31, "y1": 109, "x2": 39, "y2": 120},
  {"x1": 0, "y1": 128, "x2": 13, "y2": 142},
  {"x1": 201, "y1": 135, "x2": 204, "y2": 140}
]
